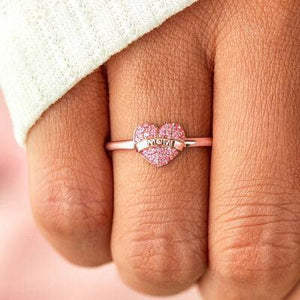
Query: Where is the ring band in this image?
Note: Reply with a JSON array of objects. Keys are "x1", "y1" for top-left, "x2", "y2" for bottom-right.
[
  {"x1": 105, "y1": 123, "x2": 212, "y2": 167},
  {"x1": 106, "y1": 138, "x2": 212, "y2": 151}
]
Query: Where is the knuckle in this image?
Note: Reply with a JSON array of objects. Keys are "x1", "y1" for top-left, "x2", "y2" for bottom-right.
[
  {"x1": 212, "y1": 178, "x2": 300, "y2": 284},
  {"x1": 214, "y1": 240, "x2": 298, "y2": 282},
  {"x1": 218, "y1": 0, "x2": 300, "y2": 49},
  {"x1": 119, "y1": 230, "x2": 203, "y2": 293},
  {"x1": 115, "y1": 193, "x2": 206, "y2": 294},
  {"x1": 32, "y1": 163, "x2": 111, "y2": 239}
]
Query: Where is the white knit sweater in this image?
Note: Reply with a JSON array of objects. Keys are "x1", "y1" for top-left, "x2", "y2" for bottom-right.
[{"x1": 0, "y1": 0, "x2": 196, "y2": 146}]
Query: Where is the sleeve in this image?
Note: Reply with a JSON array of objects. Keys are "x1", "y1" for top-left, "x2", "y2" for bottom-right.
[{"x1": 0, "y1": 0, "x2": 196, "y2": 146}]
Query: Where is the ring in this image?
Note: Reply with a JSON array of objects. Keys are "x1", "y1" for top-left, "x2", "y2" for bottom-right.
[{"x1": 106, "y1": 123, "x2": 212, "y2": 167}]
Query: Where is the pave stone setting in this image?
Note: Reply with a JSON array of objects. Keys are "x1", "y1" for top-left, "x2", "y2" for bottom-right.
[{"x1": 133, "y1": 123, "x2": 186, "y2": 167}]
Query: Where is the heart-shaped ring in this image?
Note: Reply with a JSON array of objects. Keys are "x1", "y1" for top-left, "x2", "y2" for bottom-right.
[
  {"x1": 133, "y1": 123, "x2": 186, "y2": 166},
  {"x1": 106, "y1": 123, "x2": 212, "y2": 167}
]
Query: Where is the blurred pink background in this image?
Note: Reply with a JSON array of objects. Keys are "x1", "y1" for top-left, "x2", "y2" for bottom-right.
[{"x1": 0, "y1": 94, "x2": 199, "y2": 300}]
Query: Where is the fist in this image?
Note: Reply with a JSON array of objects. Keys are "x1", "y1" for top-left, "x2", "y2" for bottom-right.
[{"x1": 26, "y1": 1, "x2": 300, "y2": 299}]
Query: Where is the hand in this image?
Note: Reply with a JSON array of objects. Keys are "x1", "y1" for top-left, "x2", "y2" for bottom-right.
[{"x1": 26, "y1": 1, "x2": 300, "y2": 299}]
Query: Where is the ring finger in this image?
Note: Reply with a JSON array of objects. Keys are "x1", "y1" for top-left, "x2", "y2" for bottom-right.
[{"x1": 107, "y1": 4, "x2": 215, "y2": 296}]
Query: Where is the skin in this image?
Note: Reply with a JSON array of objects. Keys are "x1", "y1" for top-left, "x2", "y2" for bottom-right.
[{"x1": 26, "y1": 0, "x2": 300, "y2": 299}]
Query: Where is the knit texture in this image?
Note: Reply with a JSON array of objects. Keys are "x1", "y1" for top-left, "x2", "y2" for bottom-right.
[{"x1": 0, "y1": 0, "x2": 196, "y2": 146}]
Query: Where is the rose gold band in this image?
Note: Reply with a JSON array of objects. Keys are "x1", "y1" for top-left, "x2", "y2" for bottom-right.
[{"x1": 105, "y1": 137, "x2": 212, "y2": 151}]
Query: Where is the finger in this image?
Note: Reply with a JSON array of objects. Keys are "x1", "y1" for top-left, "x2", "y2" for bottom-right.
[
  {"x1": 107, "y1": 4, "x2": 215, "y2": 296},
  {"x1": 287, "y1": 281, "x2": 300, "y2": 300},
  {"x1": 200, "y1": 2, "x2": 300, "y2": 299},
  {"x1": 27, "y1": 69, "x2": 113, "y2": 266}
]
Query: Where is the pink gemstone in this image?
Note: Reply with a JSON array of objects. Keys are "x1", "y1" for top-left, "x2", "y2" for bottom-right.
[{"x1": 133, "y1": 123, "x2": 186, "y2": 167}]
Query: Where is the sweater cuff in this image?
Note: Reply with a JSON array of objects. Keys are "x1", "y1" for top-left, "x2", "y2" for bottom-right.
[{"x1": 0, "y1": 0, "x2": 196, "y2": 146}]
